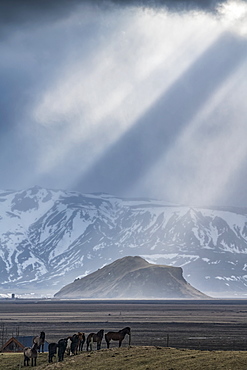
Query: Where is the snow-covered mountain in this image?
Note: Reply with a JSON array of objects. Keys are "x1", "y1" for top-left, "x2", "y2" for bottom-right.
[{"x1": 0, "y1": 186, "x2": 247, "y2": 297}]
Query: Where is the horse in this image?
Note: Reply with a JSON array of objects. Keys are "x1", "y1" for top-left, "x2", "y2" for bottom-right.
[
  {"x1": 105, "y1": 327, "x2": 131, "y2": 348},
  {"x1": 48, "y1": 342, "x2": 57, "y2": 363},
  {"x1": 24, "y1": 343, "x2": 38, "y2": 366},
  {"x1": 66, "y1": 337, "x2": 72, "y2": 355},
  {"x1": 66, "y1": 334, "x2": 79, "y2": 355},
  {"x1": 77, "y1": 332, "x2": 85, "y2": 352},
  {"x1": 71, "y1": 333, "x2": 79, "y2": 355},
  {"x1": 58, "y1": 338, "x2": 67, "y2": 362},
  {"x1": 86, "y1": 329, "x2": 104, "y2": 351},
  {"x1": 33, "y1": 331, "x2": 45, "y2": 353}
]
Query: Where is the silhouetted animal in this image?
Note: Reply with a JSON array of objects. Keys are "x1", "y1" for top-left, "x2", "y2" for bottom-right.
[
  {"x1": 24, "y1": 343, "x2": 38, "y2": 366},
  {"x1": 33, "y1": 331, "x2": 45, "y2": 353},
  {"x1": 105, "y1": 327, "x2": 131, "y2": 348},
  {"x1": 71, "y1": 333, "x2": 79, "y2": 355},
  {"x1": 48, "y1": 342, "x2": 57, "y2": 363},
  {"x1": 77, "y1": 332, "x2": 85, "y2": 351},
  {"x1": 86, "y1": 329, "x2": 104, "y2": 351},
  {"x1": 58, "y1": 338, "x2": 67, "y2": 362}
]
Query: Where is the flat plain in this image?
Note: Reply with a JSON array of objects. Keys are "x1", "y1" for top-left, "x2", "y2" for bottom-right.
[
  {"x1": 0, "y1": 299, "x2": 247, "y2": 369},
  {"x1": 1, "y1": 299, "x2": 247, "y2": 350}
]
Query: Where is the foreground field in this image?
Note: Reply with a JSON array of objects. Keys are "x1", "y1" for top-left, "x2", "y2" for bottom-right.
[{"x1": 1, "y1": 346, "x2": 247, "y2": 370}]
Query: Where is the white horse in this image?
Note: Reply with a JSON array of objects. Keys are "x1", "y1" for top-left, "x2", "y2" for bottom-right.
[{"x1": 66, "y1": 337, "x2": 72, "y2": 355}]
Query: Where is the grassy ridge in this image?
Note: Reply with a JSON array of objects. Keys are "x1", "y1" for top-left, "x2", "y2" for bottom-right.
[{"x1": 1, "y1": 346, "x2": 247, "y2": 370}]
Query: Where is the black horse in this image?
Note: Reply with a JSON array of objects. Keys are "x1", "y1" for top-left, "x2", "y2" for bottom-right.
[
  {"x1": 58, "y1": 338, "x2": 67, "y2": 362},
  {"x1": 105, "y1": 327, "x2": 131, "y2": 348},
  {"x1": 48, "y1": 342, "x2": 57, "y2": 363},
  {"x1": 71, "y1": 333, "x2": 79, "y2": 355},
  {"x1": 86, "y1": 329, "x2": 104, "y2": 351}
]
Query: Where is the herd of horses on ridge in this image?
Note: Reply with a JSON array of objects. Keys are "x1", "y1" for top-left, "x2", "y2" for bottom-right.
[{"x1": 23, "y1": 327, "x2": 131, "y2": 366}]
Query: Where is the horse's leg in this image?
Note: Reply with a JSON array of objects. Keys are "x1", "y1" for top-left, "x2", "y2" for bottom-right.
[
  {"x1": 97, "y1": 341, "x2": 100, "y2": 350},
  {"x1": 119, "y1": 339, "x2": 122, "y2": 347}
]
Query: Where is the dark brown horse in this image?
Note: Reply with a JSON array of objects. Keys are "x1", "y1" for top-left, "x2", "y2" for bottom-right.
[
  {"x1": 86, "y1": 329, "x2": 104, "y2": 351},
  {"x1": 105, "y1": 327, "x2": 131, "y2": 348},
  {"x1": 77, "y1": 332, "x2": 85, "y2": 351}
]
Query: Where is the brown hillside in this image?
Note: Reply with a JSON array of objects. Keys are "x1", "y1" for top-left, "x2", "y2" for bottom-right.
[{"x1": 54, "y1": 256, "x2": 207, "y2": 299}]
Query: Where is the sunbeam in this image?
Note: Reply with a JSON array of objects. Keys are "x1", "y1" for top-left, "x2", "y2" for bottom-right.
[
  {"x1": 135, "y1": 56, "x2": 247, "y2": 206},
  {"x1": 31, "y1": 4, "x2": 222, "y2": 188},
  {"x1": 0, "y1": 0, "x2": 247, "y2": 208}
]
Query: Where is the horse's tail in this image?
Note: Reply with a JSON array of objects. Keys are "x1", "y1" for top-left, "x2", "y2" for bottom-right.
[
  {"x1": 105, "y1": 333, "x2": 110, "y2": 348},
  {"x1": 86, "y1": 335, "x2": 91, "y2": 351},
  {"x1": 89, "y1": 335, "x2": 94, "y2": 351}
]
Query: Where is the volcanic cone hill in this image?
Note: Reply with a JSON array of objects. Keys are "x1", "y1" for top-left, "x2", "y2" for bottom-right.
[{"x1": 54, "y1": 256, "x2": 208, "y2": 299}]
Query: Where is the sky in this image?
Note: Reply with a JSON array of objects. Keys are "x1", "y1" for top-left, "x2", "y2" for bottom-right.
[{"x1": 1, "y1": 0, "x2": 247, "y2": 207}]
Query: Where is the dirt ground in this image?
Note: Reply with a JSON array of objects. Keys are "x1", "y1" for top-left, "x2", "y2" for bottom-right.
[{"x1": 0, "y1": 299, "x2": 247, "y2": 351}]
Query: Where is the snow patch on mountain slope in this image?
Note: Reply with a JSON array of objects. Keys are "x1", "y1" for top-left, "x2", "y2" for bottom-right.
[{"x1": 1, "y1": 187, "x2": 247, "y2": 296}]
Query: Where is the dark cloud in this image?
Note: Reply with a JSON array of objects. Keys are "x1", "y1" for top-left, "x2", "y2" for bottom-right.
[
  {"x1": 0, "y1": 0, "x2": 226, "y2": 28},
  {"x1": 0, "y1": 0, "x2": 78, "y2": 25},
  {"x1": 111, "y1": 0, "x2": 224, "y2": 11}
]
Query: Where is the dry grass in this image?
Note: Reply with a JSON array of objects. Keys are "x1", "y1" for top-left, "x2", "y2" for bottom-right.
[{"x1": 1, "y1": 346, "x2": 247, "y2": 370}]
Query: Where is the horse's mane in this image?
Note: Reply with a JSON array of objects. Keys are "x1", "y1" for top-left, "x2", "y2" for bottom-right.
[
  {"x1": 119, "y1": 327, "x2": 130, "y2": 333},
  {"x1": 96, "y1": 329, "x2": 104, "y2": 338},
  {"x1": 40, "y1": 331, "x2": 45, "y2": 340}
]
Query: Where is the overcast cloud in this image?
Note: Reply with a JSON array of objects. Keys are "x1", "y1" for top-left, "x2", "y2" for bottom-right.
[{"x1": 1, "y1": 0, "x2": 247, "y2": 207}]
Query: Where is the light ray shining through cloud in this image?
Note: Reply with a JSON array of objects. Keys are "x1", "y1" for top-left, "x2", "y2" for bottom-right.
[
  {"x1": 32, "y1": 6, "x2": 222, "y2": 182},
  {"x1": 1, "y1": 0, "x2": 247, "y2": 208},
  {"x1": 135, "y1": 56, "x2": 247, "y2": 206}
]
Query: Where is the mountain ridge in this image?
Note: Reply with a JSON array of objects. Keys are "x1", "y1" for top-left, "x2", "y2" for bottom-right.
[{"x1": 0, "y1": 186, "x2": 247, "y2": 297}]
